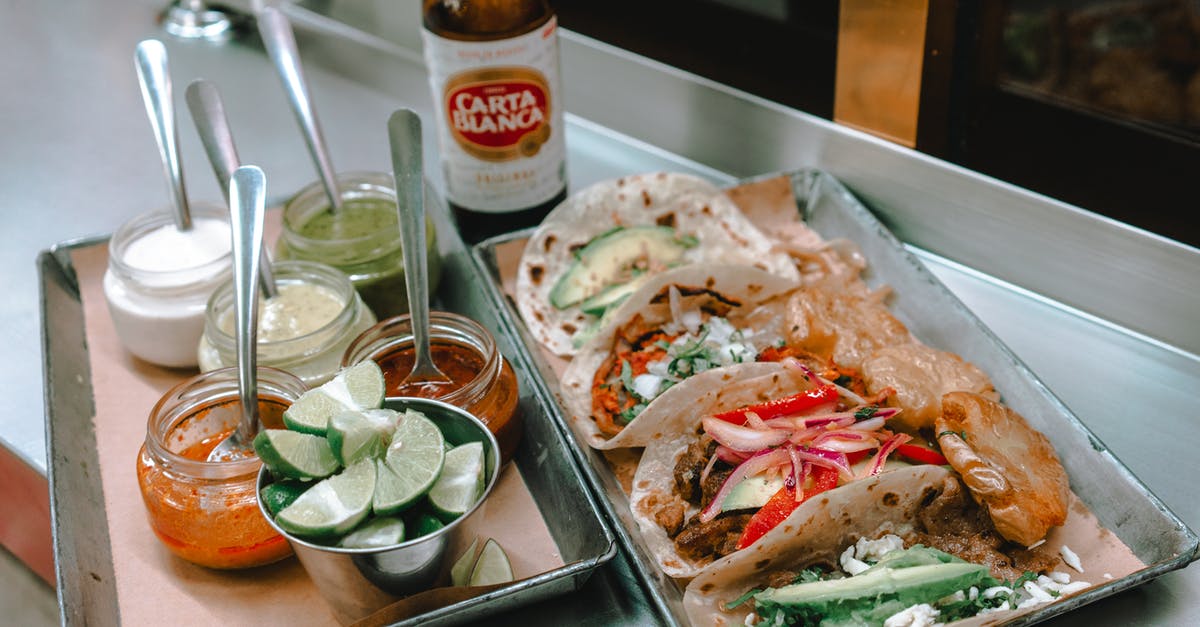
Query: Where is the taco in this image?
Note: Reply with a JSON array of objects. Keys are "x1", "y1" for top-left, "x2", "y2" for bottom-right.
[
  {"x1": 515, "y1": 172, "x2": 800, "y2": 357},
  {"x1": 559, "y1": 264, "x2": 801, "y2": 450},
  {"x1": 627, "y1": 358, "x2": 945, "y2": 579},
  {"x1": 627, "y1": 355, "x2": 1071, "y2": 581},
  {"x1": 682, "y1": 466, "x2": 1090, "y2": 627}
]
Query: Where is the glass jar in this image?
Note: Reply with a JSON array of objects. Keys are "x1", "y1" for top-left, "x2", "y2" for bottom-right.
[
  {"x1": 342, "y1": 312, "x2": 521, "y2": 463},
  {"x1": 275, "y1": 171, "x2": 443, "y2": 320},
  {"x1": 136, "y1": 366, "x2": 306, "y2": 569},
  {"x1": 197, "y1": 260, "x2": 376, "y2": 386},
  {"x1": 103, "y1": 204, "x2": 232, "y2": 368}
]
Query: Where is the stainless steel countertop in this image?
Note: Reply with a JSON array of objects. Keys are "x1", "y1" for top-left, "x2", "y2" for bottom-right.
[{"x1": 12, "y1": 0, "x2": 1199, "y2": 624}]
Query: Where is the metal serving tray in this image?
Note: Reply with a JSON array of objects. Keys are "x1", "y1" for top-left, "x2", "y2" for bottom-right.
[
  {"x1": 39, "y1": 232, "x2": 617, "y2": 626},
  {"x1": 469, "y1": 168, "x2": 1199, "y2": 626}
]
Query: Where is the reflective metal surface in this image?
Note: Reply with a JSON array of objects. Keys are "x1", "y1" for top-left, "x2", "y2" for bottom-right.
[{"x1": 14, "y1": 0, "x2": 1200, "y2": 625}]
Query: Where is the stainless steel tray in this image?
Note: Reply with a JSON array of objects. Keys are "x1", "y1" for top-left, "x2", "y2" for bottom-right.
[
  {"x1": 39, "y1": 232, "x2": 617, "y2": 626},
  {"x1": 469, "y1": 168, "x2": 1200, "y2": 626}
]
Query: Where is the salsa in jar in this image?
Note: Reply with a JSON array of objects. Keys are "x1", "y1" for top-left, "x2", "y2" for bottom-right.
[
  {"x1": 275, "y1": 171, "x2": 442, "y2": 320},
  {"x1": 136, "y1": 367, "x2": 306, "y2": 569},
  {"x1": 342, "y1": 312, "x2": 521, "y2": 463}
]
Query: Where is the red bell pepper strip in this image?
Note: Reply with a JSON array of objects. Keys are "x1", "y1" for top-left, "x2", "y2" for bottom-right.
[
  {"x1": 735, "y1": 466, "x2": 840, "y2": 550},
  {"x1": 895, "y1": 443, "x2": 949, "y2": 466},
  {"x1": 713, "y1": 385, "x2": 839, "y2": 425}
]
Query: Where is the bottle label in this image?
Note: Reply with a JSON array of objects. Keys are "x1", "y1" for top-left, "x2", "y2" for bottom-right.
[{"x1": 423, "y1": 17, "x2": 566, "y2": 213}]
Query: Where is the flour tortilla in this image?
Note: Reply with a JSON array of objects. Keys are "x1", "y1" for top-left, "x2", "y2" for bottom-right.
[
  {"x1": 516, "y1": 172, "x2": 800, "y2": 357},
  {"x1": 681, "y1": 466, "x2": 957, "y2": 626},
  {"x1": 559, "y1": 264, "x2": 800, "y2": 450}
]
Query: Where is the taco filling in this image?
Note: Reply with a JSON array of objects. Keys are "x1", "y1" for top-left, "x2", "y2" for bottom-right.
[
  {"x1": 591, "y1": 285, "x2": 785, "y2": 436},
  {"x1": 732, "y1": 535, "x2": 1089, "y2": 627},
  {"x1": 651, "y1": 361, "x2": 950, "y2": 566}
]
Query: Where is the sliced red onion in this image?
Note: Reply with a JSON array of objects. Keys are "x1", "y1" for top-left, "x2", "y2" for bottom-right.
[
  {"x1": 849, "y1": 416, "x2": 887, "y2": 432},
  {"x1": 779, "y1": 357, "x2": 817, "y2": 388},
  {"x1": 699, "y1": 448, "x2": 720, "y2": 484},
  {"x1": 714, "y1": 445, "x2": 749, "y2": 464},
  {"x1": 743, "y1": 410, "x2": 767, "y2": 430},
  {"x1": 791, "y1": 447, "x2": 853, "y2": 480},
  {"x1": 700, "y1": 448, "x2": 792, "y2": 523},
  {"x1": 786, "y1": 447, "x2": 810, "y2": 502},
  {"x1": 703, "y1": 416, "x2": 791, "y2": 453},
  {"x1": 859, "y1": 433, "x2": 913, "y2": 479}
]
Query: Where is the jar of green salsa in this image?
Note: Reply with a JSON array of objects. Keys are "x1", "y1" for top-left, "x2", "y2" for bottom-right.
[{"x1": 276, "y1": 171, "x2": 441, "y2": 319}]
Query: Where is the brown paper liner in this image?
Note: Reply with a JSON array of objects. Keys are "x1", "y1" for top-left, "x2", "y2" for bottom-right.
[{"x1": 70, "y1": 212, "x2": 563, "y2": 625}]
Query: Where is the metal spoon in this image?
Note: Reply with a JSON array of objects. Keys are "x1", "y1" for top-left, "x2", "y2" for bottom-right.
[
  {"x1": 186, "y1": 79, "x2": 278, "y2": 298},
  {"x1": 135, "y1": 39, "x2": 192, "y2": 231},
  {"x1": 389, "y1": 109, "x2": 450, "y2": 389},
  {"x1": 257, "y1": 6, "x2": 342, "y2": 213},
  {"x1": 208, "y1": 165, "x2": 267, "y2": 462}
]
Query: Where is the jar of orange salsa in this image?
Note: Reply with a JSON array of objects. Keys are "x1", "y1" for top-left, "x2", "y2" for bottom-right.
[
  {"x1": 342, "y1": 312, "x2": 521, "y2": 463},
  {"x1": 136, "y1": 366, "x2": 306, "y2": 569}
]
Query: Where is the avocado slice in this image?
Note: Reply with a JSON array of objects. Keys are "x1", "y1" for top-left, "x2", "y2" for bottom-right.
[
  {"x1": 721, "y1": 474, "x2": 786, "y2": 512},
  {"x1": 753, "y1": 562, "x2": 992, "y2": 626},
  {"x1": 549, "y1": 226, "x2": 695, "y2": 310}
]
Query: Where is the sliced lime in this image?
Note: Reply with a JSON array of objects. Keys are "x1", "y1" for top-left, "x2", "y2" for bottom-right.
[
  {"x1": 428, "y1": 441, "x2": 486, "y2": 522},
  {"x1": 260, "y1": 480, "x2": 310, "y2": 516},
  {"x1": 327, "y1": 408, "x2": 398, "y2": 465},
  {"x1": 374, "y1": 410, "x2": 445, "y2": 514},
  {"x1": 450, "y1": 537, "x2": 481, "y2": 587},
  {"x1": 412, "y1": 512, "x2": 445, "y2": 538},
  {"x1": 469, "y1": 538, "x2": 514, "y2": 586},
  {"x1": 283, "y1": 361, "x2": 386, "y2": 434},
  {"x1": 339, "y1": 516, "x2": 405, "y2": 549},
  {"x1": 254, "y1": 429, "x2": 340, "y2": 480},
  {"x1": 275, "y1": 459, "x2": 376, "y2": 540}
]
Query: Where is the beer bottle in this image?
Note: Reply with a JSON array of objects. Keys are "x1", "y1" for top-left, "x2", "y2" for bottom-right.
[{"x1": 422, "y1": 0, "x2": 568, "y2": 244}]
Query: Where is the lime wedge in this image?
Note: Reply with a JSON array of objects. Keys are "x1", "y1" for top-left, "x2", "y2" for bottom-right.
[
  {"x1": 254, "y1": 429, "x2": 340, "y2": 480},
  {"x1": 413, "y1": 512, "x2": 445, "y2": 538},
  {"x1": 339, "y1": 516, "x2": 405, "y2": 549},
  {"x1": 260, "y1": 480, "x2": 310, "y2": 516},
  {"x1": 283, "y1": 361, "x2": 386, "y2": 434},
  {"x1": 469, "y1": 538, "x2": 514, "y2": 586},
  {"x1": 275, "y1": 459, "x2": 376, "y2": 540},
  {"x1": 374, "y1": 411, "x2": 445, "y2": 515},
  {"x1": 328, "y1": 408, "x2": 398, "y2": 465},
  {"x1": 428, "y1": 441, "x2": 486, "y2": 522},
  {"x1": 450, "y1": 537, "x2": 481, "y2": 587}
]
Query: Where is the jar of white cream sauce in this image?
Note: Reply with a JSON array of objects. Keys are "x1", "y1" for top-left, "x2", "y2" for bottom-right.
[{"x1": 103, "y1": 205, "x2": 232, "y2": 368}]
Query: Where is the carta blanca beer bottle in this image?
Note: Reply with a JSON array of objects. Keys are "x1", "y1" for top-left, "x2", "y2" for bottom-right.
[{"x1": 422, "y1": 0, "x2": 568, "y2": 243}]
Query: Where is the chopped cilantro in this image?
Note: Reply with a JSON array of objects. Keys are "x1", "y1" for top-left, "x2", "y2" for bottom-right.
[
  {"x1": 726, "y1": 587, "x2": 763, "y2": 610},
  {"x1": 854, "y1": 406, "x2": 879, "y2": 420},
  {"x1": 619, "y1": 360, "x2": 644, "y2": 400},
  {"x1": 795, "y1": 567, "x2": 826, "y2": 584},
  {"x1": 617, "y1": 403, "x2": 646, "y2": 425},
  {"x1": 654, "y1": 339, "x2": 671, "y2": 350}
]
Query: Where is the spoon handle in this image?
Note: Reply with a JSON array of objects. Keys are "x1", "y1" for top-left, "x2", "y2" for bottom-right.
[
  {"x1": 388, "y1": 109, "x2": 435, "y2": 373},
  {"x1": 134, "y1": 39, "x2": 192, "y2": 231},
  {"x1": 257, "y1": 6, "x2": 342, "y2": 212},
  {"x1": 186, "y1": 79, "x2": 279, "y2": 298},
  {"x1": 230, "y1": 165, "x2": 267, "y2": 443}
]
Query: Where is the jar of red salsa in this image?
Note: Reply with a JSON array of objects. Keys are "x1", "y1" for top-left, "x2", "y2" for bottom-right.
[
  {"x1": 341, "y1": 312, "x2": 521, "y2": 463},
  {"x1": 136, "y1": 366, "x2": 306, "y2": 569}
]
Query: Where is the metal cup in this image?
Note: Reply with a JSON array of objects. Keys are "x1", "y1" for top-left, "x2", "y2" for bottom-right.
[{"x1": 257, "y1": 397, "x2": 501, "y2": 623}]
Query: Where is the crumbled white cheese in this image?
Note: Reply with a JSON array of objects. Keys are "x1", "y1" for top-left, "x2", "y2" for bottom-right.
[
  {"x1": 883, "y1": 603, "x2": 940, "y2": 627},
  {"x1": 979, "y1": 600, "x2": 1010, "y2": 614},
  {"x1": 982, "y1": 586, "x2": 1013, "y2": 600},
  {"x1": 1104, "y1": 573, "x2": 1114, "y2": 580},
  {"x1": 937, "y1": 590, "x2": 966, "y2": 605},
  {"x1": 1047, "y1": 571, "x2": 1071, "y2": 584},
  {"x1": 968, "y1": 586, "x2": 979, "y2": 601},
  {"x1": 853, "y1": 534, "x2": 906, "y2": 562},
  {"x1": 1060, "y1": 544, "x2": 1084, "y2": 573},
  {"x1": 840, "y1": 545, "x2": 870, "y2": 576}
]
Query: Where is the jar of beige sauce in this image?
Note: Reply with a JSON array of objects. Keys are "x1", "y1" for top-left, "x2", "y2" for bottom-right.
[{"x1": 198, "y1": 260, "x2": 375, "y2": 385}]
